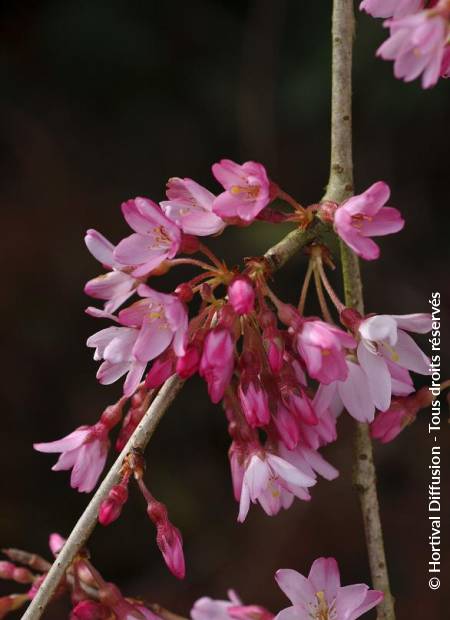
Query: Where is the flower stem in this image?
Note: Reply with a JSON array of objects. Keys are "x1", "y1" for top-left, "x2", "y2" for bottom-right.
[
  {"x1": 313, "y1": 267, "x2": 334, "y2": 324},
  {"x1": 326, "y1": 2, "x2": 395, "y2": 618},
  {"x1": 298, "y1": 258, "x2": 314, "y2": 313},
  {"x1": 315, "y1": 257, "x2": 345, "y2": 313}
]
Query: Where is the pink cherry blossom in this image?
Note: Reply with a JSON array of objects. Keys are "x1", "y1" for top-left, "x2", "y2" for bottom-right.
[
  {"x1": 160, "y1": 177, "x2": 225, "y2": 236},
  {"x1": 212, "y1": 159, "x2": 271, "y2": 223},
  {"x1": 360, "y1": 0, "x2": 423, "y2": 18},
  {"x1": 84, "y1": 229, "x2": 139, "y2": 313},
  {"x1": 114, "y1": 197, "x2": 181, "y2": 277},
  {"x1": 87, "y1": 325, "x2": 146, "y2": 396},
  {"x1": 238, "y1": 452, "x2": 316, "y2": 521},
  {"x1": 199, "y1": 328, "x2": 235, "y2": 403},
  {"x1": 377, "y1": 11, "x2": 449, "y2": 88},
  {"x1": 228, "y1": 276, "x2": 255, "y2": 315},
  {"x1": 294, "y1": 319, "x2": 357, "y2": 385},
  {"x1": 315, "y1": 360, "x2": 376, "y2": 423},
  {"x1": 119, "y1": 283, "x2": 188, "y2": 361},
  {"x1": 357, "y1": 312, "x2": 431, "y2": 410},
  {"x1": 191, "y1": 591, "x2": 242, "y2": 620},
  {"x1": 88, "y1": 285, "x2": 187, "y2": 396},
  {"x1": 275, "y1": 557, "x2": 383, "y2": 620},
  {"x1": 34, "y1": 424, "x2": 109, "y2": 493},
  {"x1": 334, "y1": 182, "x2": 404, "y2": 260},
  {"x1": 278, "y1": 443, "x2": 339, "y2": 483}
]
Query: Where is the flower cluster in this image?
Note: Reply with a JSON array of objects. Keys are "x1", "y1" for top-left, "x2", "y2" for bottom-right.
[
  {"x1": 360, "y1": 0, "x2": 450, "y2": 88},
  {"x1": 33, "y1": 159, "x2": 434, "y2": 579},
  {"x1": 0, "y1": 544, "x2": 382, "y2": 620}
]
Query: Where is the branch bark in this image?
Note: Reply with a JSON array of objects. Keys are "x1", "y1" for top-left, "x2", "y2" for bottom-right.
[{"x1": 326, "y1": 2, "x2": 395, "y2": 619}]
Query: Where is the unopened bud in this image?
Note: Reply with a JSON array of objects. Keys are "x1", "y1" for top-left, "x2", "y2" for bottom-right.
[
  {"x1": 180, "y1": 234, "x2": 200, "y2": 254},
  {"x1": 228, "y1": 276, "x2": 255, "y2": 315},
  {"x1": 175, "y1": 282, "x2": 194, "y2": 303},
  {"x1": 99, "y1": 483, "x2": 129, "y2": 526}
]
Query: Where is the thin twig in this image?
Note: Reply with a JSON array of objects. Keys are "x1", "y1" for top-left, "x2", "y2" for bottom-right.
[
  {"x1": 22, "y1": 375, "x2": 185, "y2": 620},
  {"x1": 327, "y1": 1, "x2": 395, "y2": 618}
]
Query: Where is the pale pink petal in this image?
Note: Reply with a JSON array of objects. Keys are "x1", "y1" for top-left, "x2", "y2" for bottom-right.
[
  {"x1": 335, "y1": 584, "x2": 370, "y2": 620},
  {"x1": 338, "y1": 362, "x2": 375, "y2": 422},
  {"x1": 350, "y1": 589, "x2": 384, "y2": 620},
  {"x1": 391, "y1": 313, "x2": 432, "y2": 333},
  {"x1": 357, "y1": 341, "x2": 392, "y2": 411},
  {"x1": 132, "y1": 320, "x2": 173, "y2": 363},
  {"x1": 275, "y1": 569, "x2": 315, "y2": 607},
  {"x1": 34, "y1": 428, "x2": 89, "y2": 453},
  {"x1": 308, "y1": 557, "x2": 341, "y2": 602},
  {"x1": 267, "y1": 454, "x2": 316, "y2": 488},
  {"x1": 361, "y1": 207, "x2": 404, "y2": 236},
  {"x1": 123, "y1": 360, "x2": 147, "y2": 397},
  {"x1": 97, "y1": 360, "x2": 131, "y2": 384},
  {"x1": 85, "y1": 229, "x2": 115, "y2": 267},
  {"x1": 389, "y1": 330, "x2": 430, "y2": 374},
  {"x1": 359, "y1": 315, "x2": 398, "y2": 345}
]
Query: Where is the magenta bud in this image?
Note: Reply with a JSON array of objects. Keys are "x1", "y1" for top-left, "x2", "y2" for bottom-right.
[
  {"x1": 49, "y1": 533, "x2": 66, "y2": 555},
  {"x1": 71, "y1": 600, "x2": 110, "y2": 620},
  {"x1": 228, "y1": 276, "x2": 255, "y2": 315},
  {"x1": 99, "y1": 484, "x2": 129, "y2": 526},
  {"x1": 273, "y1": 403, "x2": 300, "y2": 450},
  {"x1": 145, "y1": 353, "x2": 175, "y2": 389},
  {"x1": 180, "y1": 234, "x2": 200, "y2": 254},
  {"x1": 176, "y1": 344, "x2": 201, "y2": 379},
  {"x1": 175, "y1": 282, "x2": 194, "y2": 303},
  {"x1": 238, "y1": 378, "x2": 270, "y2": 428},
  {"x1": 156, "y1": 521, "x2": 186, "y2": 579}
]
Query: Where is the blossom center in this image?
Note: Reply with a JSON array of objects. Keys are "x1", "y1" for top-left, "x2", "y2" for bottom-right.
[{"x1": 230, "y1": 184, "x2": 260, "y2": 199}]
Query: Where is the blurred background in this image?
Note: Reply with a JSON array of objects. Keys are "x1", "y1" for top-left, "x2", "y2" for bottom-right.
[{"x1": 0, "y1": 0, "x2": 448, "y2": 617}]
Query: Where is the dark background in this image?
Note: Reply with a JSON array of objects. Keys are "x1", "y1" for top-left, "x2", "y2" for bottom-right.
[{"x1": 0, "y1": 0, "x2": 448, "y2": 618}]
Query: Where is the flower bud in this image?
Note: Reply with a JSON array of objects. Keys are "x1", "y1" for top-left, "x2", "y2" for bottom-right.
[
  {"x1": 155, "y1": 520, "x2": 185, "y2": 579},
  {"x1": 180, "y1": 234, "x2": 200, "y2": 254},
  {"x1": 176, "y1": 344, "x2": 201, "y2": 379},
  {"x1": 99, "y1": 483, "x2": 129, "y2": 526},
  {"x1": 71, "y1": 600, "x2": 110, "y2": 620},
  {"x1": 228, "y1": 276, "x2": 255, "y2": 315},
  {"x1": 175, "y1": 282, "x2": 194, "y2": 303},
  {"x1": 145, "y1": 353, "x2": 175, "y2": 389}
]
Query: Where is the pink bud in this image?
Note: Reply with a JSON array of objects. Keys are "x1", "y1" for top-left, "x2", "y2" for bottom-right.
[
  {"x1": 199, "y1": 328, "x2": 235, "y2": 404},
  {"x1": 49, "y1": 533, "x2": 66, "y2": 556},
  {"x1": 99, "y1": 483, "x2": 129, "y2": 526},
  {"x1": 273, "y1": 403, "x2": 300, "y2": 450},
  {"x1": 145, "y1": 352, "x2": 175, "y2": 389},
  {"x1": 238, "y1": 377, "x2": 270, "y2": 428},
  {"x1": 155, "y1": 520, "x2": 186, "y2": 579},
  {"x1": 175, "y1": 282, "x2": 194, "y2": 303},
  {"x1": 0, "y1": 562, "x2": 15, "y2": 580},
  {"x1": 263, "y1": 328, "x2": 284, "y2": 374},
  {"x1": 180, "y1": 234, "x2": 200, "y2": 254},
  {"x1": 176, "y1": 344, "x2": 201, "y2": 379},
  {"x1": 71, "y1": 600, "x2": 110, "y2": 620},
  {"x1": 228, "y1": 276, "x2": 255, "y2": 315},
  {"x1": 284, "y1": 392, "x2": 318, "y2": 426}
]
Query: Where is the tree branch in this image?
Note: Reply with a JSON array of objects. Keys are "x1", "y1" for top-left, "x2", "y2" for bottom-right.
[{"x1": 327, "y1": 1, "x2": 395, "y2": 619}]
